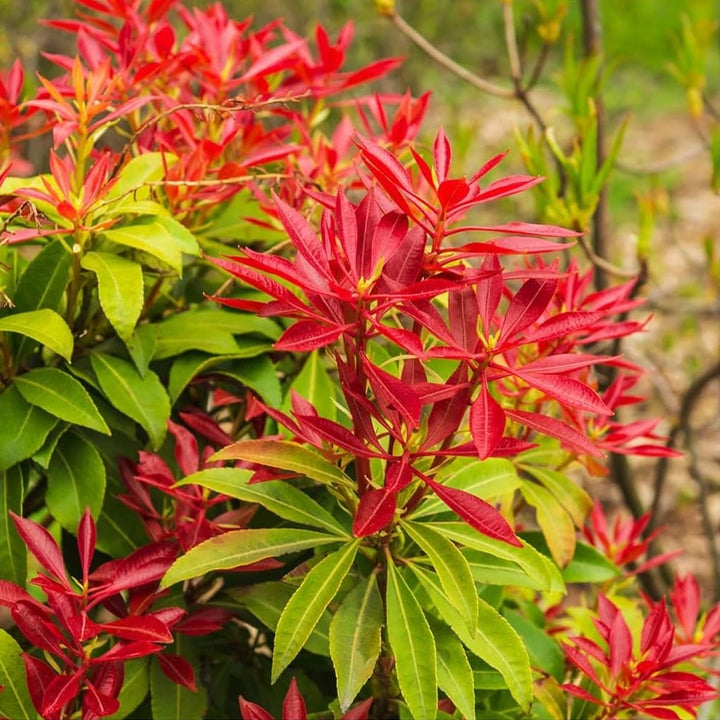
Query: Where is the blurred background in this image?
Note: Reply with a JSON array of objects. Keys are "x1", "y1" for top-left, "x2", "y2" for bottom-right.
[{"x1": 1, "y1": 0, "x2": 718, "y2": 600}]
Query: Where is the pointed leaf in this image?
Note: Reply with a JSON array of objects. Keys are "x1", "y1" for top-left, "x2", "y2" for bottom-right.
[
  {"x1": 90, "y1": 352, "x2": 170, "y2": 449},
  {"x1": 176, "y1": 468, "x2": 349, "y2": 536},
  {"x1": 0, "y1": 629, "x2": 35, "y2": 720},
  {"x1": 149, "y1": 637, "x2": 206, "y2": 720},
  {"x1": 272, "y1": 541, "x2": 360, "y2": 682},
  {"x1": 0, "y1": 309, "x2": 73, "y2": 362},
  {"x1": 275, "y1": 320, "x2": 349, "y2": 352},
  {"x1": 211, "y1": 440, "x2": 353, "y2": 487},
  {"x1": 10, "y1": 511, "x2": 68, "y2": 587},
  {"x1": 469, "y1": 382, "x2": 506, "y2": 459},
  {"x1": 430, "y1": 619, "x2": 476, "y2": 720},
  {"x1": 15, "y1": 367, "x2": 110, "y2": 434},
  {"x1": 82, "y1": 251, "x2": 144, "y2": 341},
  {"x1": 102, "y1": 222, "x2": 183, "y2": 274},
  {"x1": 402, "y1": 520, "x2": 478, "y2": 634},
  {"x1": 513, "y1": 369, "x2": 612, "y2": 415},
  {"x1": 500, "y1": 278, "x2": 557, "y2": 341},
  {"x1": 103, "y1": 658, "x2": 149, "y2": 720},
  {"x1": 11, "y1": 238, "x2": 72, "y2": 313},
  {"x1": 282, "y1": 677, "x2": 307, "y2": 720},
  {"x1": 282, "y1": 350, "x2": 336, "y2": 421},
  {"x1": 162, "y1": 529, "x2": 343, "y2": 587},
  {"x1": 0, "y1": 466, "x2": 26, "y2": 586},
  {"x1": 156, "y1": 653, "x2": 196, "y2": 692},
  {"x1": 329, "y1": 575, "x2": 383, "y2": 711},
  {"x1": 519, "y1": 465, "x2": 592, "y2": 527},
  {"x1": 385, "y1": 563, "x2": 437, "y2": 720},
  {"x1": 353, "y1": 488, "x2": 396, "y2": 537}
]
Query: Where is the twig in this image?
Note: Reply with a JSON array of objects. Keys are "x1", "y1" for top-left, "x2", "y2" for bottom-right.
[{"x1": 577, "y1": 234, "x2": 641, "y2": 279}]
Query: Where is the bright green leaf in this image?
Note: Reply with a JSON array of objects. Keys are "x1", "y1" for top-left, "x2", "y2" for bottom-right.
[
  {"x1": 82, "y1": 251, "x2": 144, "y2": 341},
  {"x1": 0, "y1": 309, "x2": 73, "y2": 362},
  {"x1": 105, "y1": 152, "x2": 178, "y2": 204},
  {"x1": 211, "y1": 440, "x2": 353, "y2": 488},
  {"x1": 519, "y1": 464, "x2": 592, "y2": 527},
  {"x1": 46, "y1": 431, "x2": 106, "y2": 533},
  {"x1": 125, "y1": 325, "x2": 157, "y2": 377},
  {"x1": 136, "y1": 215, "x2": 199, "y2": 257},
  {"x1": 429, "y1": 619, "x2": 476, "y2": 720},
  {"x1": 90, "y1": 352, "x2": 170, "y2": 449},
  {"x1": 329, "y1": 574, "x2": 383, "y2": 711},
  {"x1": 102, "y1": 223, "x2": 183, "y2": 274},
  {"x1": 272, "y1": 541, "x2": 360, "y2": 682},
  {"x1": 177, "y1": 468, "x2": 348, "y2": 536},
  {"x1": 0, "y1": 385, "x2": 58, "y2": 472},
  {"x1": 402, "y1": 520, "x2": 478, "y2": 634},
  {"x1": 386, "y1": 563, "x2": 437, "y2": 720},
  {"x1": 0, "y1": 629, "x2": 35, "y2": 720},
  {"x1": 15, "y1": 367, "x2": 109, "y2": 435},
  {"x1": 162, "y1": 528, "x2": 343, "y2": 587},
  {"x1": 0, "y1": 466, "x2": 26, "y2": 586},
  {"x1": 213, "y1": 355, "x2": 282, "y2": 407}
]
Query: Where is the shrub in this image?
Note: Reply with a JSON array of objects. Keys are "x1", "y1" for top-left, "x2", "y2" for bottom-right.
[{"x1": 0, "y1": 1, "x2": 717, "y2": 719}]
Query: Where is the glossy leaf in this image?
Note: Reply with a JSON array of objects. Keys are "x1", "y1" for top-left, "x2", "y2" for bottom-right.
[
  {"x1": 430, "y1": 619, "x2": 476, "y2": 720},
  {"x1": 329, "y1": 575, "x2": 383, "y2": 711},
  {"x1": 272, "y1": 540, "x2": 360, "y2": 681},
  {"x1": 410, "y1": 564, "x2": 532, "y2": 711},
  {"x1": 0, "y1": 308, "x2": 73, "y2": 362},
  {"x1": 162, "y1": 529, "x2": 343, "y2": 587},
  {"x1": 82, "y1": 251, "x2": 144, "y2": 341},
  {"x1": 177, "y1": 468, "x2": 348, "y2": 536},
  {"x1": 0, "y1": 466, "x2": 26, "y2": 586},
  {"x1": 45, "y1": 433, "x2": 105, "y2": 533},
  {"x1": 0, "y1": 628, "x2": 35, "y2": 720},
  {"x1": 402, "y1": 520, "x2": 478, "y2": 634},
  {"x1": 102, "y1": 222, "x2": 184, "y2": 275},
  {"x1": 149, "y1": 637, "x2": 206, "y2": 720},
  {"x1": 90, "y1": 352, "x2": 170, "y2": 450},
  {"x1": 520, "y1": 482, "x2": 576, "y2": 568},
  {"x1": 211, "y1": 440, "x2": 354, "y2": 487},
  {"x1": 156, "y1": 653, "x2": 196, "y2": 692},
  {"x1": 11, "y1": 238, "x2": 72, "y2": 313},
  {"x1": 385, "y1": 563, "x2": 437, "y2": 720},
  {"x1": 9, "y1": 512, "x2": 68, "y2": 587},
  {"x1": 469, "y1": 381, "x2": 506, "y2": 459},
  {"x1": 15, "y1": 366, "x2": 110, "y2": 434},
  {"x1": 352, "y1": 488, "x2": 396, "y2": 537}
]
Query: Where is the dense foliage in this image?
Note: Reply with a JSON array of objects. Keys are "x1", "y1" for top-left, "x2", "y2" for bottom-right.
[{"x1": 0, "y1": 1, "x2": 717, "y2": 719}]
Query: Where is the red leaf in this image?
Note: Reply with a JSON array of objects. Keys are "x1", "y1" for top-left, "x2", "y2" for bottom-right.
[
  {"x1": 608, "y1": 611, "x2": 633, "y2": 676},
  {"x1": 282, "y1": 677, "x2": 307, "y2": 720},
  {"x1": 512, "y1": 370, "x2": 612, "y2": 415},
  {"x1": 341, "y1": 697, "x2": 374, "y2": 720},
  {"x1": 520, "y1": 353, "x2": 615, "y2": 374},
  {"x1": 179, "y1": 408, "x2": 234, "y2": 447},
  {"x1": 433, "y1": 127, "x2": 452, "y2": 182},
  {"x1": 22, "y1": 654, "x2": 55, "y2": 716},
  {"x1": 174, "y1": 606, "x2": 232, "y2": 636},
  {"x1": 362, "y1": 358, "x2": 421, "y2": 429},
  {"x1": 10, "y1": 512, "x2": 69, "y2": 588},
  {"x1": 385, "y1": 458, "x2": 414, "y2": 493},
  {"x1": 100, "y1": 615, "x2": 173, "y2": 643},
  {"x1": 82, "y1": 679, "x2": 120, "y2": 718},
  {"x1": 500, "y1": 277, "x2": 558, "y2": 342},
  {"x1": 506, "y1": 409, "x2": 603, "y2": 457},
  {"x1": 239, "y1": 696, "x2": 274, "y2": 720},
  {"x1": 469, "y1": 382, "x2": 506, "y2": 459},
  {"x1": 157, "y1": 652, "x2": 197, "y2": 692},
  {"x1": 295, "y1": 415, "x2": 380, "y2": 457},
  {"x1": 41, "y1": 672, "x2": 80, "y2": 718},
  {"x1": 0, "y1": 579, "x2": 36, "y2": 608},
  {"x1": 353, "y1": 489, "x2": 396, "y2": 537},
  {"x1": 168, "y1": 419, "x2": 199, "y2": 476},
  {"x1": 96, "y1": 640, "x2": 164, "y2": 662},
  {"x1": 77, "y1": 507, "x2": 96, "y2": 584},
  {"x1": 521, "y1": 311, "x2": 606, "y2": 343},
  {"x1": 12, "y1": 601, "x2": 69, "y2": 658},
  {"x1": 423, "y1": 381, "x2": 470, "y2": 449},
  {"x1": 239, "y1": 38, "x2": 306, "y2": 82},
  {"x1": 275, "y1": 320, "x2": 349, "y2": 352},
  {"x1": 423, "y1": 476, "x2": 521, "y2": 546}
]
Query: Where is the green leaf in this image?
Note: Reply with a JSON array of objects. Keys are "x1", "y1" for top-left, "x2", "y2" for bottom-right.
[
  {"x1": 212, "y1": 355, "x2": 282, "y2": 407},
  {"x1": 0, "y1": 629, "x2": 35, "y2": 720},
  {"x1": 31, "y1": 423, "x2": 69, "y2": 468},
  {"x1": 177, "y1": 468, "x2": 348, "y2": 536},
  {"x1": 168, "y1": 350, "x2": 273, "y2": 403},
  {"x1": 386, "y1": 563, "x2": 437, "y2": 720},
  {"x1": 96, "y1": 492, "x2": 147, "y2": 556},
  {"x1": 410, "y1": 564, "x2": 532, "y2": 712},
  {"x1": 329, "y1": 574, "x2": 383, "y2": 711},
  {"x1": 0, "y1": 309, "x2": 73, "y2": 362},
  {"x1": 0, "y1": 385, "x2": 58, "y2": 472},
  {"x1": 503, "y1": 609, "x2": 565, "y2": 682},
  {"x1": 136, "y1": 215, "x2": 199, "y2": 257},
  {"x1": 101, "y1": 222, "x2": 184, "y2": 274},
  {"x1": 282, "y1": 350, "x2": 337, "y2": 421},
  {"x1": 125, "y1": 325, "x2": 157, "y2": 377},
  {"x1": 433, "y1": 522, "x2": 564, "y2": 593},
  {"x1": 46, "y1": 431, "x2": 106, "y2": 533},
  {"x1": 81, "y1": 251, "x2": 144, "y2": 341},
  {"x1": 90, "y1": 352, "x2": 170, "y2": 449},
  {"x1": 429, "y1": 619, "x2": 476, "y2": 720},
  {"x1": 0, "y1": 466, "x2": 26, "y2": 586},
  {"x1": 402, "y1": 520, "x2": 478, "y2": 634},
  {"x1": 150, "y1": 636, "x2": 206, "y2": 720},
  {"x1": 520, "y1": 482, "x2": 576, "y2": 568},
  {"x1": 211, "y1": 440, "x2": 353, "y2": 488},
  {"x1": 272, "y1": 540, "x2": 360, "y2": 682},
  {"x1": 412, "y1": 458, "x2": 521, "y2": 519},
  {"x1": 105, "y1": 658, "x2": 149, "y2": 720},
  {"x1": 229, "y1": 581, "x2": 330, "y2": 656},
  {"x1": 105, "y1": 152, "x2": 178, "y2": 204},
  {"x1": 162, "y1": 528, "x2": 343, "y2": 588},
  {"x1": 519, "y1": 464, "x2": 592, "y2": 527},
  {"x1": 15, "y1": 367, "x2": 110, "y2": 434},
  {"x1": 463, "y1": 549, "x2": 553, "y2": 590},
  {"x1": 12, "y1": 238, "x2": 72, "y2": 313}
]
